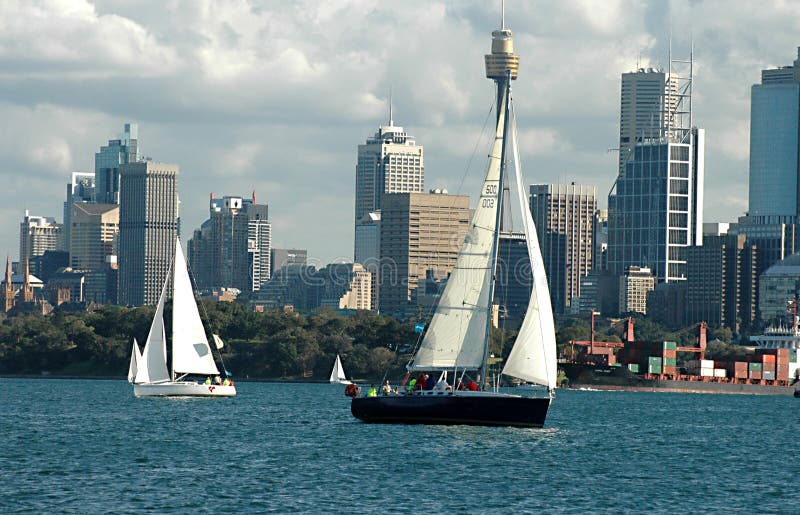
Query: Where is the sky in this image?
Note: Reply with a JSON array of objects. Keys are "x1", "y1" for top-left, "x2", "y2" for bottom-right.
[{"x1": 1, "y1": 0, "x2": 799, "y2": 266}]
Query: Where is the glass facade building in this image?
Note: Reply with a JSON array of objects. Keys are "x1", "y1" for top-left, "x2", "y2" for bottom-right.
[
  {"x1": 95, "y1": 123, "x2": 139, "y2": 204},
  {"x1": 608, "y1": 129, "x2": 704, "y2": 283},
  {"x1": 748, "y1": 51, "x2": 800, "y2": 223}
]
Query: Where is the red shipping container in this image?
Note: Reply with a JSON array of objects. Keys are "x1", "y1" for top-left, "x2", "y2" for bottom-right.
[
  {"x1": 776, "y1": 348, "x2": 789, "y2": 359},
  {"x1": 762, "y1": 355, "x2": 776, "y2": 364},
  {"x1": 750, "y1": 370, "x2": 762, "y2": 380},
  {"x1": 763, "y1": 362, "x2": 776, "y2": 373},
  {"x1": 663, "y1": 350, "x2": 677, "y2": 359}
]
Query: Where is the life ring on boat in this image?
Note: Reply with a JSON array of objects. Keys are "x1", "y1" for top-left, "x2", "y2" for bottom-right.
[{"x1": 344, "y1": 383, "x2": 361, "y2": 397}]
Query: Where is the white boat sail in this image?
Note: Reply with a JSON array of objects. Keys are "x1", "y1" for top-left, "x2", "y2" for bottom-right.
[
  {"x1": 131, "y1": 238, "x2": 236, "y2": 397},
  {"x1": 330, "y1": 354, "x2": 352, "y2": 384},
  {"x1": 408, "y1": 88, "x2": 556, "y2": 392},
  {"x1": 127, "y1": 338, "x2": 141, "y2": 384},
  {"x1": 352, "y1": 12, "x2": 556, "y2": 428}
]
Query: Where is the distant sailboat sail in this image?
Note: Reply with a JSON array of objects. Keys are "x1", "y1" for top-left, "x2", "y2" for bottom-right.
[
  {"x1": 135, "y1": 282, "x2": 170, "y2": 384},
  {"x1": 330, "y1": 354, "x2": 351, "y2": 384},
  {"x1": 128, "y1": 338, "x2": 141, "y2": 384},
  {"x1": 131, "y1": 237, "x2": 235, "y2": 397},
  {"x1": 172, "y1": 238, "x2": 220, "y2": 377}
]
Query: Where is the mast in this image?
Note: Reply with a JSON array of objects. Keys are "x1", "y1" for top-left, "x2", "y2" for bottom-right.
[
  {"x1": 481, "y1": 10, "x2": 519, "y2": 388},
  {"x1": 481, "y1": 72, "x2": 512, "y2": 388}
]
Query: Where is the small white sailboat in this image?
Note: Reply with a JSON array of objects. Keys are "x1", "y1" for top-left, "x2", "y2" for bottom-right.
[
  {"x1": 132, "y1": 238, "x2": 236, "y2": 397},
  {"x1": 330, "y1": 354, "x2": 352, "y2": 384},
  {"x1": 127, "y1": 338, "x2": 141, "y2": 383}
]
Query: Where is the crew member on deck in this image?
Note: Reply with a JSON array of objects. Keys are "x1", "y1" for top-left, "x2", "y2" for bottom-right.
[{"x1": 381, "y1": 380, "x2": 393, "y2": 395}]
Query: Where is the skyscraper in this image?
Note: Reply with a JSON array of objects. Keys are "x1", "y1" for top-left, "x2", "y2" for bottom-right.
[
  {"x1": 378, "y1": 191, "x2": 469, "y2": 317},
  {"x1": 63, "y1": 171, "x2": 95, "y2": 251},
  {"x1": 95, "y1": 123, "x2": 140, "y2": 204},
  {"x1": 618, "y1": 68, "x2": 678, "y2": 174},
  {"x1": 117, "y1": 161, "x2": 178, "y2": 306},
  {"x1": 188, "y1": 194, "x2": 271, "y2": 293},
  {"x1": 19, "y1": 211, "x2": 63, "y2": 273},
  {"x1": 748, "y1": 48, "x2": 800, "y2": 223},
  {"x1": 354, "y1": 114, "x2": 424, "y2": 224},
  {"x1": 529, "y1": 184, "x2": 596, "y2": 313},
  {"x1": 69, "y1": 202, "x2": 119, "y2": 304},
  {"x1": 608, "y1": 54, "x2": 705, "y2": 283}
]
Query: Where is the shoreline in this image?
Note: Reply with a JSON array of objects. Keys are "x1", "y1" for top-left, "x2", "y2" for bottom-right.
[{"x1": 0, "y1": 374, "x2": 341, "y2": 384}]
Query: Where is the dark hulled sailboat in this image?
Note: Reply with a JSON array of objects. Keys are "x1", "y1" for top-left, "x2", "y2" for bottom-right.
[{"x1": 351, "y1": 14, "x2": 558, "y2": 428}]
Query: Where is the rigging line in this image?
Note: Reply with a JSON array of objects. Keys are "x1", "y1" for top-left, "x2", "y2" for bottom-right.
[{"x1": 454, "y1": 100, "x2": 496, "y2": 197}]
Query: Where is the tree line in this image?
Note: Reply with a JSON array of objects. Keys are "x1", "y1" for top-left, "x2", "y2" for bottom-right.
[{"x1": 0, "y1": 302, "x2": 745, "y2": 379}]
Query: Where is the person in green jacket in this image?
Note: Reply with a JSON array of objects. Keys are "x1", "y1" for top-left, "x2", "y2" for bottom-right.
[
  {"x1": 406, "y1": 378, "x2": 417, "y2": 393},
  {"x1": 367, "y1": 384, "x2": 377, "y2": 397}
]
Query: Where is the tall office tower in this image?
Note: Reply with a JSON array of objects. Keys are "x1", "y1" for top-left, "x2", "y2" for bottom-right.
[
  {"x1": 19, "y1": 211, "x2": 63, "y2": 273},
  {"x1": 378, "y1": 191, "x2": 469, "y2": 317},
  {"x1": 529, "y1": 184, "x2": 596, "y2": 314},
  {"x1": 117, "y1": 162, "x2": 178, "y2": 306},
  {"x1": 686, "y1": 234, "x2": 757, "y2": 332},
  {"x1": 608, "y1": 52, "x2": 704, "y2": 283},
  {"x1": 95, "y1": 123, "x2": 140, "y2": 204},
  {"x1": 187, "y1": 194, "x2": 271, "y2": 293},
  {"x1": 731, "y1": 48, "x2": 800, "y2": 272},
  {"x1": 354, "y1": 112, "x2": 424, "y2": 257},
  {"x1": 270, "y1": 249, "x2": 307, "y2": 276},
  {"x1": 593, "y1": 209, "x2": 608, "y2": 272},
  {"x1": 69, "y1": 203, "x2": 119, "y2": 304},
  {"x1": 355, "y1": 211, "x2": 381, "y2": 310},
  {"x1": 619, "y1": 265, "x2": 655, "y2": 315},
  {"x1": 63, "y1": 172, "x2": 95, "y2": 251},
  {"x1": 618, "y1": 68, "x2": 678, "y2": 173}
]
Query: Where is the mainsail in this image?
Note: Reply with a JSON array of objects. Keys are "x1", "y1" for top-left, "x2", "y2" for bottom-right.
[
  {"x1": 172, "y1": 238, "x2": 220, "y2": 377},
  {"x1": 501, "y1": 106, "x2": 557, "y2": 389},
  {"x1": 409, "y1": 87, "x2": 509, "y2": 371},
  {"x1": 135, "y1": 281, "x2": 170, "y2": 384},
  {"x1": 127, "y1": 338, "x2": 141, "y2": 383}
]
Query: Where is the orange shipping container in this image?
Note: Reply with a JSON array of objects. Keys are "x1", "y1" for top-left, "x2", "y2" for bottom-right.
[{"x1": 762, "y1": 355, "x2": 776, "y2": 364}]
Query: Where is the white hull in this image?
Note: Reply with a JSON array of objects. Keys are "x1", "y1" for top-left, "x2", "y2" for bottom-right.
[
  {"x1": 134, "y1": 381, "x2": 236, "y2": 397},
  {"x1": 330, "y1": 379, "x2": 352, "y2": 385}
]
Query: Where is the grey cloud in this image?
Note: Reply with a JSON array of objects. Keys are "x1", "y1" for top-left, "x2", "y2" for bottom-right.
[{"x1": 0, "y1": 0, "x2": 795, "y2": 264}]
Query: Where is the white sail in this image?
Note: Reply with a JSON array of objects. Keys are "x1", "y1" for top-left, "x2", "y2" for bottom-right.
[
  {"x1": 172, "y1": 238, "x2": 220, "y2": 376},
  {"x1": 410, "y1": 88, "x2": 508, "y2": 371},
  {"x1": 501, "y1": 105, "x2": 557, "y2": 390},
  {"x1": 127, "y1": 338, "x2": 141, "y2": 383},
  {"x1": 330, "y1": 354, "x2": 351, "y2": 384},
  {"x1": 135, "y1": 281, "x2": 170, "y2": 384},
  {"x1": 212, "y1": 334, "x2": 225, "y2": 350}
]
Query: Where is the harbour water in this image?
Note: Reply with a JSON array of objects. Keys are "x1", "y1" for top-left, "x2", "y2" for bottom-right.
[{"x1": 1, "y1": 379, "x2": 796, "y2": 513}]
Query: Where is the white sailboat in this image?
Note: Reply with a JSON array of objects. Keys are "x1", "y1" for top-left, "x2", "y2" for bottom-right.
[
  {"x1": 127, "y1": 338, "x2": 141, "y2": 383},
  {"x1": 131, "y1": 238, "x2": 236, "y2": 397},
  {"x1": 351, "y1": 14, "x2": 557, "y2": 427},
  {"x1": 329, "y1": 354, "x2": 352, "y2": 384}
]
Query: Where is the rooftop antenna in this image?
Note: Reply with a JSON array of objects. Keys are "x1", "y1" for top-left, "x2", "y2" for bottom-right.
[{"x1": 389, "y1": 85, "x2": 393, "y2": 126}]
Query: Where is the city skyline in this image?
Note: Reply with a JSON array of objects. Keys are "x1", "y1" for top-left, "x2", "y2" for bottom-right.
[{"x1": 0, "y1": 1, "x2": 797, "y2": 265}]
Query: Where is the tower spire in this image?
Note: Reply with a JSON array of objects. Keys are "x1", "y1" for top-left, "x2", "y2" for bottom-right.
[
  {"x1": 501, "y1": 0, "x2": 505, "y2": 30},
  {"x1": 389, "y1": 86, "x2": 394, "y2": 126}
]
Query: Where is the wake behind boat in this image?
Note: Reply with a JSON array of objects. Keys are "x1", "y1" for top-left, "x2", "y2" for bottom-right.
[
  {"x1": 351, "y1": 14, "x2": 557, "y2": 428},
  {"x1": 129, "y1": 237, "x2": 236, "y2": 398}
]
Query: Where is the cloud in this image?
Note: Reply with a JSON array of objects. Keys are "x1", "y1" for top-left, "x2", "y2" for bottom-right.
[{"x1": 0, "y1": 0, "x2": 794, "y2": 266}]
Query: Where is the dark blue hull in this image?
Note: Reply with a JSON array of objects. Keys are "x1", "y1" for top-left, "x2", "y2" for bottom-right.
[{"x1": 351, "y1": 392, "x2": 550, "y2": 428}]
